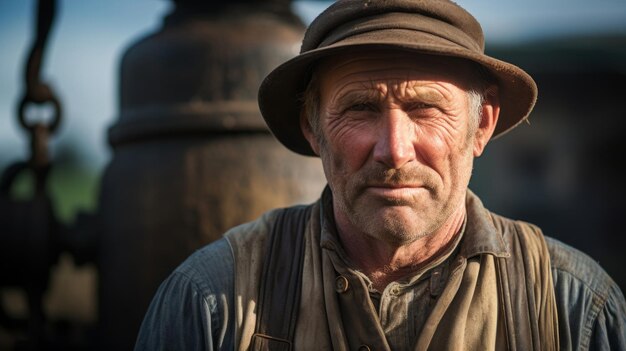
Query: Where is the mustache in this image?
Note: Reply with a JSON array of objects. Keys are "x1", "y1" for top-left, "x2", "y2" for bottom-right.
[{"x1": 353, "y1": 163, "x2": 438, "y2": 189}]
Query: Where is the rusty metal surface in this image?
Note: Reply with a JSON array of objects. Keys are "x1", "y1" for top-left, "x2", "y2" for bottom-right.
[{"x1": 110, "y1": 7, "x2": 304, "y2": 145}]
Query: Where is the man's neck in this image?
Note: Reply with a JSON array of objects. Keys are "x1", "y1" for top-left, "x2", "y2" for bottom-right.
[{"x1": 336, "y1": 203, "x2": 466, "y2": 292}]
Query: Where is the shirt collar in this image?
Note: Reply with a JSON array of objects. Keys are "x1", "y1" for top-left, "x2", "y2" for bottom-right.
[
  {"x1": 319, "y1": 186, "x2": 352, "y2": 265},
  {"x1": 460, "y1": 189, "x2": 510, "y2": 259}
]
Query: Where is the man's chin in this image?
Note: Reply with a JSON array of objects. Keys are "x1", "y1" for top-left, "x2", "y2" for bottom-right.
[
  {"x1": 352, "y1": 208, "x2": 433, "y2": 242},
  {"x1": 364, "y1": 224, "x2": 432, "y2": 247}
]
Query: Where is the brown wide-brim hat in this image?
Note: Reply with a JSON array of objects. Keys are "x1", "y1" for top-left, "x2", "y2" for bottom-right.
[{"x1": 258, "y1": 0, "x2": 538, "y2": 156}]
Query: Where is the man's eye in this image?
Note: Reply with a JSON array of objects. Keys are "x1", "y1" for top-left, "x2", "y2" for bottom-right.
[
  {"x1": 346, "y1": 103, "x2": 374, "y2": 112},
  {"x1": 409, "y1": 103, "x2": 434, "y2": 111}
]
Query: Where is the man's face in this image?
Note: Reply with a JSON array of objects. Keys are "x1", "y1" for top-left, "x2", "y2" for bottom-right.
[{"x1": 303, "y1": 51, "x2": 497, "y2": 246}]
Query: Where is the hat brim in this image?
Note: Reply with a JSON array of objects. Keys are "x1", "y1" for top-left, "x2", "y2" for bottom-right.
[{"x1": 259, "y1": 29, "x2": 537, "y2": 156}]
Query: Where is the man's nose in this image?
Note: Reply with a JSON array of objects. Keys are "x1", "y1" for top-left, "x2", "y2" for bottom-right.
[{"x1": 372, "y1": 110, "x2": 417, "y2": 169}]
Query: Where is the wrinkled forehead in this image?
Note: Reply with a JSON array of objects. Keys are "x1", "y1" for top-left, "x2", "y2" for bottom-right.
[{"x1": 313, "y1": 48, "x2": 487, "y2": 92}]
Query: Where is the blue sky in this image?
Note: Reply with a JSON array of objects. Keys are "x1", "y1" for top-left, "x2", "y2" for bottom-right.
[{"x1": 1, "y1": 0, "x2": 625, "y2": 169}]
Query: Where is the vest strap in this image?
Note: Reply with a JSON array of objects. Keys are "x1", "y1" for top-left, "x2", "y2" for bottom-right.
[
  {"x1": 251, "y1": 206, "x2": 312, "y2": 351},
  {"x1": 494, "y1": 218, "x2": 560, "y2": 351}
]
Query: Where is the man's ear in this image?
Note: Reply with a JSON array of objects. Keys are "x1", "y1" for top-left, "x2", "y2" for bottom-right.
[
  {"x1": 300, "y1": 111, "x2": 321, "y2": 156},
  {"x1": 473, "y1": 85, "x2": 500, "y2": 157}
]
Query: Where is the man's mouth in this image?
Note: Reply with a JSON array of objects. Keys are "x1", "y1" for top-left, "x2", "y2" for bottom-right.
[{"x1": 366, "y1": 184, "x2": 425, "y2": 198}]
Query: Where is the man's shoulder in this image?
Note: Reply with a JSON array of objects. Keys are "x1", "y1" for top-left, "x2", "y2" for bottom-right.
[
  {"x1": 482, "y1": 203, "x2": 621, "y2": 307},
  {"x1": 223, "y1": 203, "x2": 315, "y2": 256},
  {"x1": 484, "y1": 206, "x2": 617, "y2": 299},
  {"x1": 221, "y1": 207, "x2": 285, "y2": 252},
  {"x1": 172, "y1": 237, "x2": 235, "y2": 296},
  {"x1": 545, "y1": 236, "x2": 616, "y2": 300},
  {"x1": 543, "y1": 236, "x2": 626, "y2": 349},
  {"x1": 171, "y1": 209, "x2": 279, "y2": 292},
  {"x1": 173, "y1": 203, "x2": 315, "y2": 292}
]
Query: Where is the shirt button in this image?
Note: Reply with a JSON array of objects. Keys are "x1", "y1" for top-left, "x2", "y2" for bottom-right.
[
  {"x1": 335, "y1": 275, "x2": 349, "y2": 293},
  {"x1": 358, "y1": 345, "x2": 371, "y2": 351},
  {"x1": 389, "y1": 285, "x2": 400, "y2": 296}
]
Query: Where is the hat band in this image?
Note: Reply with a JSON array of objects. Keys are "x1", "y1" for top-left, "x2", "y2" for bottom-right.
[{"x1": 316, "y1": 12, "x2": 482, "y2": 53}]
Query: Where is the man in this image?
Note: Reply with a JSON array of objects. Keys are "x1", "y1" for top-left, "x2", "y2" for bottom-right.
[{"x1": 135, "y1": 0, "x2": 626, "y2": 350}]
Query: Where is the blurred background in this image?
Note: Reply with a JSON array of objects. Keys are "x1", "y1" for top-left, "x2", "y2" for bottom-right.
[{"x1": 1, "y1": 0, "x2": 625, "y2": 349}]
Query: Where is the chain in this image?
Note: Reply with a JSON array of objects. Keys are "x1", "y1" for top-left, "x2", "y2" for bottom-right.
[
  {"x1": 0, "y1": 2, "x2": 62, "y2": 345},
  {"x1": 16, "y1": 0, "x2": 61, "y2": 187}
]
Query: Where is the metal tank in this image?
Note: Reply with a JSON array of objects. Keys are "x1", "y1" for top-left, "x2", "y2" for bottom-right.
[{"x1": 97, "y1": 0, "x2": 325, "y2": 348}]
